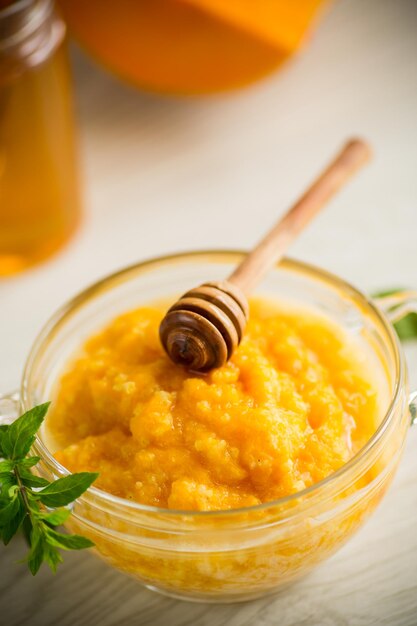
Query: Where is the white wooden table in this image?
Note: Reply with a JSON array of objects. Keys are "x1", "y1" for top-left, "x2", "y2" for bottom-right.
[{"x1": 1, "y1": 0, "x2": 417, "y2": 623}]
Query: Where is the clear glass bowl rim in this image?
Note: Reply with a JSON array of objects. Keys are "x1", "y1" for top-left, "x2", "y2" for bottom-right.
[{"x1": 26, "y1": 250, "x2": 405, "y2": 518}]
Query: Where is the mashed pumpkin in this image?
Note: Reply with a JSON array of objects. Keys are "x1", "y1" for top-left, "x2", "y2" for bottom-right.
[{"x1": 48, "y1": 298, "x2": 378, "y2": 511}]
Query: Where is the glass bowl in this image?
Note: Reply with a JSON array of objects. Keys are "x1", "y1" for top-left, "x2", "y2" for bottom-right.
[{"x1": 2, "y1": 251, "x2": 417, "y2": 603}]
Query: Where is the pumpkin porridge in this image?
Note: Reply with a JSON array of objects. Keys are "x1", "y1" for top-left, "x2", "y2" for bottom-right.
[{"x1": 47, "y1": 298, "x2": 379, "y2": 511}]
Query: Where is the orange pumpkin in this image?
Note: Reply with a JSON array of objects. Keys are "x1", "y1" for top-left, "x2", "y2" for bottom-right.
[{"x1": 58, "y1": 0, "x2": 329, "y2": 94}]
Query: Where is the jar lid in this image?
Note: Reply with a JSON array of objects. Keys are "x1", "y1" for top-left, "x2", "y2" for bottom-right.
[{"x1": 0, "y1": 0, "x2": 64, "y2": 77}]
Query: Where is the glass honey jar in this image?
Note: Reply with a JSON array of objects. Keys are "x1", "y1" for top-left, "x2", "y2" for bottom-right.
[{"x1": 0, "y1": 0, "x2": 80, "y2": 276}]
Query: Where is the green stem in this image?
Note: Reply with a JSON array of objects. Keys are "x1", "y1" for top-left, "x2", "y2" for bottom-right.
[{"x1": 13, "y1": 465, "x2": 37, "y2": 534}]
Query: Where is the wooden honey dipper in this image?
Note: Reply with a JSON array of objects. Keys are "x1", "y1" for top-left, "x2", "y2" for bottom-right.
[{"x1": 160, "y1": 139, "x2": 371, "y2": 372}]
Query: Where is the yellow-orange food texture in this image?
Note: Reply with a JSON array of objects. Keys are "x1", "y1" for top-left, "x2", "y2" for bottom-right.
[{"x1": 49, "y1": 299, "x2": 378, "y2": 511}]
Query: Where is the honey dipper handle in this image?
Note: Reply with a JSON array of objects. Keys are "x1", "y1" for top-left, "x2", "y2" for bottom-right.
[{"x1": 228, "y1": 139, "x2": 372, "y2": 293}]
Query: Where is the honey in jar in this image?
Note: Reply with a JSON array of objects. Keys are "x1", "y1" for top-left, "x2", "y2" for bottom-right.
[{"x1": 0, "y1": 0, "x2": 80, "y2": 276}]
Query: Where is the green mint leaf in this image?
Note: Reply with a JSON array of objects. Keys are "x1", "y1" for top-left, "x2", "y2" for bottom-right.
[
  {"x1": 0, "y1": 495, "x2": 20, "y2": 527},
  {"x1": 0, "y1": 473, "x2": 16, "y2": 494},
  {"x1": 27, "y1": 527, "x2": 46, "y2": 576},
  {"x1": 374, "y1": 288, "x2": 404, "y2": 298},
  {"x1": 373, "y1": 288, "x2": 417, "y2": 341},
  {"x1": 41, "y1": 508, "x2": 71, "y2": 526},
  {"x1": 2, "y1": 403, "x2": 50, "y2": 460},
  {"x1": 38, "y1": 472, "x2": 98, "y2": 507},
  {"x1": 20, "y1": 457, "x2": 41, "y2": 468},
  {"x1": 45, "y1": 527, "x2": 94, "y2": 551},
  {"x1": 21, "y1": 515, "x2": 32, "y2": 545},
  {"x1": 1, "y1": 501, "x2": 26, "y2": 545},
  {"x1": 0, "y1": 403, "x2": 99, "y2": 574},
  {"x1": 18, "y1": 468, "x2": 49, "y2": 489},
  {"x1": 8, "y1": 484, "x2": 20, "y2": 498},
  {"x1": 394, "y1": 315, "x2": 417, "y2": 341},
  {"x1": 0, "y1": 460, "x2": 15, "y2": 472},
  {"x1": 0, "y1": 424, "x2": 8, "y2": 457},
  {"x1": 43, "y1": 543, "x2": 63, "y2": 573}
]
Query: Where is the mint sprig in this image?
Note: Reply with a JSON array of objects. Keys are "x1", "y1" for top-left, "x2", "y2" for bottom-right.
[
  {"x1": 0, "y1": 403, "x2": 98, "y2": 575},
  {"x1": 373, "y1": 288, "x2": 417, "y2": 341}
]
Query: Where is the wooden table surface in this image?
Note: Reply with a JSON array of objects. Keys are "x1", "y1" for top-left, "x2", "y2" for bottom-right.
[{"x1": 1, "y1": 0, "x2": 417, "y2": 624}]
